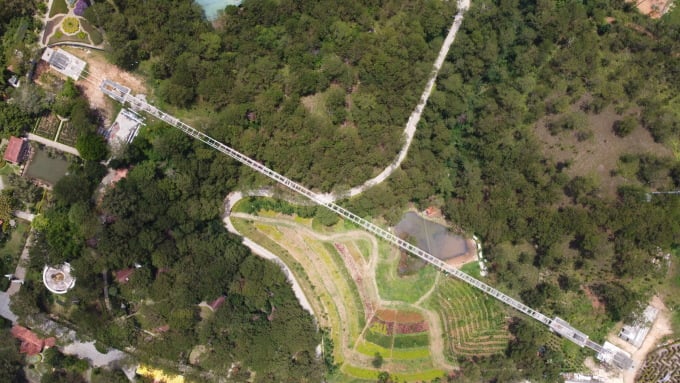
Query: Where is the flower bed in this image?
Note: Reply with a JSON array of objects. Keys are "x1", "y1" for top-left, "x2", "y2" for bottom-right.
[{"x1": 62, "y1": 17, "x2": 80, "y2": 34}]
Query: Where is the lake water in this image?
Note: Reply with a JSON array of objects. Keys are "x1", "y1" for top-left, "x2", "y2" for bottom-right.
[
  {"x1": 196, "y1": 0, "x2": 242, "y2": 20},
  {"x1": 394, "y1": 212, "x2": 470, "y2": 261}
]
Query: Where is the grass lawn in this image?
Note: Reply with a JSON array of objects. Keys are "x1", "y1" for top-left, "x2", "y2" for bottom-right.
[
  {"x1": 663, "y1": 3, "x2": 680, "y2": 25},
  {"x1": 49, "y1": 0, "x2": 69, "y2": 17},
  {"x1": 80, "y1": 19, "x2": 103, "y2": 45},
  {"x1": 0, "y1": 163, "x2": 20, "y2": 176},
  {"x1": 375, "y1": 241, "x2": 437, "y2": 303}
]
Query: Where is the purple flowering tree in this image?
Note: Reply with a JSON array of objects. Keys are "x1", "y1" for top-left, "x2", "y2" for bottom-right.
[{"x1": 74, "y1": 0, "x2": 89, "y2": 16}]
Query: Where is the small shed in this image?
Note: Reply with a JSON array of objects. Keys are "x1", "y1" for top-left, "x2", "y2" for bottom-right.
[{"x1": 3, "y1": 136, "x2": 28, "y2": 164}]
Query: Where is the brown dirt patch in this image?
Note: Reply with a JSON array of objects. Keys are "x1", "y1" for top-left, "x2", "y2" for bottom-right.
[
  {"x1": 61, "y1": 46, "x2": 148, "y2": 124},
  {"x1": 535, "y1": 105, "x2": 673, "y2": 197},
  {"x1": 444, "y1": 239, "x2": 477, "y2": 269},
  {"x1": 581, "y1": 285, "x2": 605, "y2": 313},
  {"x1": 628, "y1": 0, "x2": 674, "y2": 18},
  {"x1": 376, "y1": 309, "x2": 424, "y2": 324}
]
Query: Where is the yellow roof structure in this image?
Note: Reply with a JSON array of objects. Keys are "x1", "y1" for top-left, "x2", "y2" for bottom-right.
[{"x1": 136, "y1": 365, "x2": 185, "y2": 383}]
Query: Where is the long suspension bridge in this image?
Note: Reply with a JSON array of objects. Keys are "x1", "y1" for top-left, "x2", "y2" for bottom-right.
[{"x1": 42, "y1": 48, "x2": 634, "y2": 370}]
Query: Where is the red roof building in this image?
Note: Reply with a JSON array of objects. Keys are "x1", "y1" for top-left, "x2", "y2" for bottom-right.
[
  {"x1": 115, "y1": 268, "x2": 135, "y2": 284},
  {"x1": 3, "y1": 136, "x2": 27, "y2": 164},
  {"x1": 10, "y1": 325, "x2": 55, "y2": 356}
]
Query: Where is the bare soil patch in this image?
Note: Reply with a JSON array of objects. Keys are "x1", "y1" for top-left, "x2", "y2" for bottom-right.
[
  {"x1": 61, "y1": 46, "x2": 148, "y2": 124},
  {"x1": 581, "y1": 285, "x2": 606, "y2": 313},
  {"x1": 444, "y1": 239, "x2": 477, "y2": 269},
  {"x1": 376, "y1": 309, "x2": 425, "y2": 324},
  {"x1": 535, "y1": 105, "x2": 673, "y2": 197},
  {"x1": 628, "y1": 0, "x2": 674, "y2": 18}
]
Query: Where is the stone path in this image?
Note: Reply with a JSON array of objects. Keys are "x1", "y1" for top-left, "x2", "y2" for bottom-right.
[{"x1": 28, "y1": 133, "x2": 80, "y2": 156}]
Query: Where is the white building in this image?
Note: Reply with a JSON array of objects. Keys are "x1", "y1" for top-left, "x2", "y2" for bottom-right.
[
  {"x1": 43, "y1": 263, "x2": 76, "y2": 294},
  {"x1": 41, "y1": 47, "x2": 86, "y2": 81}
]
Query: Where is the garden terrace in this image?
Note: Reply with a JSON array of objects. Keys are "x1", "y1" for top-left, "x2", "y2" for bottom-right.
[
  {"x1": 33, "y1": 114, "x2": 60, "y2": 140},
  {"x1": 425, "y1": 278, "x2": 509, "y2": 357}
]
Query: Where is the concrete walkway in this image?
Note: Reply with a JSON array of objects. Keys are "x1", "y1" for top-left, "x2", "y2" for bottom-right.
[
  {"x1": 321, "y1": 0, "x2": 471, "y2": 202},
  {"x1": 14, "y1": 210, "x2": 36, "y2": 222},
  {"x1": 6, "y1": 232, "x2": 33, "y2": 296},
  {"x1": 28, "y1": 133, "x2": 80, "y2": 156},
  {"x1": 223, "y1": 191, "x2": 316, "y2": 318}
]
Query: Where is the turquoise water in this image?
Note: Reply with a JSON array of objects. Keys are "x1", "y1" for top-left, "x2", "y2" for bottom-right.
[{"x1": 196, "y1": 0, "x2": 242, "y2": 20}]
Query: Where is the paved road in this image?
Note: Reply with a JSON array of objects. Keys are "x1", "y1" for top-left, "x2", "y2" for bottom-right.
[
  {"x1": 28, "y1": 133, "x2": 80, "y2": 156},
  {"x1": 223, "y1": 192, "x2": 316, "y2": 318}
]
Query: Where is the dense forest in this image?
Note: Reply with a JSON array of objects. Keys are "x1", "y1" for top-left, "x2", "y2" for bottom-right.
[
  {"x1": 84, "y1": 0, "x2": 458, "y2": 190},
  {"x1": 356, "y1": 0, "x2": 680, "y2": 381},
  {"x1": 17, "y1": 121, "x2": 325, "y2": 381}
]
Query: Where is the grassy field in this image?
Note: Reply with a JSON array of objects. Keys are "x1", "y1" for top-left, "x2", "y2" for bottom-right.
[
  {"x1": 0, "y1": 222, "x2": 30, "y2": 291},
  {"x1": 341, "y1": 364, "x2": 445, "y2": 382},
  {"x1": 663, "y1": 2, "x2": 680, "y2": 25},
  {"x1": 231, "y1": 201, "x2": 508, "y2": 380},
  {"x1": 80, "y1": 19, "x2": 103, "y2": 45},
  {"x1": 49, "y1": 0, "x2": 68, "y2": 17},
  {"x1": 375, "y1": 241, "x2": 438, "y2": 303}
]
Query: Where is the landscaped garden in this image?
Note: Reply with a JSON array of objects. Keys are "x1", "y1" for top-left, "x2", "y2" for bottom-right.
[
  {"x1": 56, "y1": 121, "x2": 78, "y2": 147},
  {"x1": 62, "y1": 17, "x2": 79, "y2": 34},
  {"x1": 425, "y1": 278, "x2": 509, "y2": 358},
  {"x1": 33, "y1": 113, "x2": 60, "y2": 140},
  {"x1": 49, "y1": 0, "x2": 69, "y2": 17},
  {"x1": 229, "y1": 196, "x2": 510, "y2": 382}
]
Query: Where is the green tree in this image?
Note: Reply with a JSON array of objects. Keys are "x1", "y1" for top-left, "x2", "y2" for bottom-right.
[
  {"x1": 613, "y1": 116, "x2": 637, "y2": 137},
  {"x1": 76, "y1": 133, "x2": 108, "y2": 161},
  {"x1": 372, "y1": 352, "x2": 383, "y2": 368}
]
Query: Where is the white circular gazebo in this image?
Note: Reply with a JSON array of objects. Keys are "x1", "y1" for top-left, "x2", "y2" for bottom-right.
[{"x1": 42, "y1": 263, "x2": 76, "y2": 294}]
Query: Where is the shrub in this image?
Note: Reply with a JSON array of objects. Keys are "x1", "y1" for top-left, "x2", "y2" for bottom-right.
[
  {"x1": 74, "y1": 0, "x2": 89, "y2": 16},
  {"x1": 613, "y1": 116, "x2": 637, "y2": 137}
]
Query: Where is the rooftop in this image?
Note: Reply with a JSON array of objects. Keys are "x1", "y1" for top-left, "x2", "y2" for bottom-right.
[
  {"x1": 43, "y1": 263, "x2": 76, "y2": 294},
  {"x1": 115, "y1": 268, "x2": 135, "y2": 284},
  {"x1": 618, "y1": 305, "x2": 659, "y2": 348},
  {"x1": 10, "y1": 325, "x2": 56, "y2": 356},
  {"x1": 3, "y1": 136, "x2": 27, "y2": 164},
  {"x1": 41, "y1": 47, "x2": 86, "y2": 81}
]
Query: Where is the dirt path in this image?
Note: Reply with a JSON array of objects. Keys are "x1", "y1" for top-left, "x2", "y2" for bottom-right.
[{"x1": 321, "y1": 0, "x2": 471, "y2": 202}]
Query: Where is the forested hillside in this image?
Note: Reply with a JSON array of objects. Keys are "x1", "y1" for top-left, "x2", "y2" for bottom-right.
[
  {"x1": 84, "y1": 0, "x2": 458, "y2": 190},
  {"x1": 342, "y1": 0, "x2": 679, "y2": 381}
]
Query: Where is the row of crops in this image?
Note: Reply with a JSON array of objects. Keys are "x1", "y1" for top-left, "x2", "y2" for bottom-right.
[{"x1": 426, "y1": 278, "x2": 509, "y2": 357}]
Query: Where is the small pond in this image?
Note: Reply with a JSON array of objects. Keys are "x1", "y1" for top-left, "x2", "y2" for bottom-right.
[
  {"x1": 196, "y1": 0, "x2": 242, "y2": 20},
  {"x1": 24, "y1": 147, "x2": 70, "y2": 185},
  {"x1": 394, "y1": 212, "x2": 470, "y2": 261}
]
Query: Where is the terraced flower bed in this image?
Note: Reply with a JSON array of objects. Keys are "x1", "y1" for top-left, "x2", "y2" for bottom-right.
[
  {"x1": 425, "y1": 278, "x2": 509, "y2": 357},
  {"x1": 62, "y1": 17, "x2": 80, "y2": 34}
]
